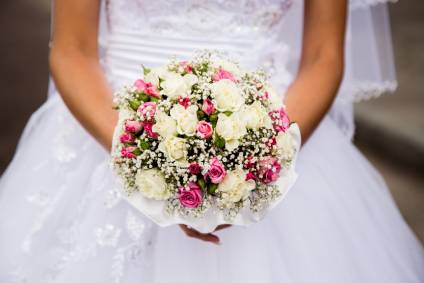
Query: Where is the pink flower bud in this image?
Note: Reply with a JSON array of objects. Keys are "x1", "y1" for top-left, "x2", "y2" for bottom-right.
[
  {"x1": 201, "y1": 99, "x2": 215, "y2": 115},
  {"x1": 137, "y1": 102, "x2": 157, "y2": 121},
  {"x1": 258, "y1": 157, "x2": 282, "y2": 184},
  {"x1": 245, "y1": 172, "x2": 257, "y2": 181},
  {"x1": 177, "y1": 96, "x2": 192, "y2": 109},
  {"x1": 196, "y1": 121, "x2": 213, "y2": 139},
  {"x1": 188, "y1": 162, "x2": 202, "y2": 175},
  {"x1": 143, "y1": 122, "x2": 159, "y2": 139},
  {"x1": 134, "y1": 79, "x2": 160, "y2": 98},
  {"x1": 269, "y1": 108, "x2": 290, "y2": 133},
  {"x1": 121, "y1": 146, "x2": 138, "y2": 158},
  {"x1": 119, "y1": 132, "x2": 135, "y2": 144},
  {"x1": 212, "y1": 68, "x2": 236, "y2": 82},
  {"x1": 124, "y1": 120, "x2": 143, "y2": 133}
]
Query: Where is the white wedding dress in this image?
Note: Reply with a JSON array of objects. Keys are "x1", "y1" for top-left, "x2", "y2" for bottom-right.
[{"x1": 1, "y1": 0, "x2": 423, "y2": 282}]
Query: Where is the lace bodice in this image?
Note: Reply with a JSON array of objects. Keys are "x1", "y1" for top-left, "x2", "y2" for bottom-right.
[{"x1": 106, "y1": 0, "x2": 293, "y2": 38}]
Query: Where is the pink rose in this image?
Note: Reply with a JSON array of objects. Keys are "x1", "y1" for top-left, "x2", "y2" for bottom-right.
[
  {"x1": 180, "y1": 61, "x2": 193, "y2": 74},
  {"x1": 260, "y1": 91, "x2": 269, "y2": 101},
  {"x1": 212, "y1": 68, "x2": 236, "y2": 82},
  {"x1": 143, "y1": 122, "x2": 159, "y2": 139},
  {"x1": 244, "y1": 155, "x2": 255, "y2": 169},
  {"x1": 258, "y1": 157, "x2": 282, "y2": 184},
  {"x1": 245, "y1": 172, "x2": 257, "y2": 181},
  {"x1": 178, "y1": 96, "x2": 192, "y2": 109},
  {"x1": 134, "y1": 79, "x2": 160, "y2": 98},
  {"x1": 119, "y1": 132, "x2": 135, "y2": 144},
  {"x1": 206, "y1": 157, "x2": 226, "y2": 184},
  {"x1": 196, "y1": 121, "x2": 213, "y2": 139},
  {"x1": 124, "y1": 120, "x2": 143, "y2": 133},
  {"x1": 137, "y1": 102, "x2": 157, "y2": 121},
  {"x1": 269, "y1": 108, "x2": 290, "y2": 133},
  {"x1": 179, "y1": 182, "x2": 203, "y2": 208},
  {"x1": 121, "y1": 146, "x2": 138, "y2": 158},
  {"x1": 188, "y1": 162, "x2": 202, "y2": 175},
  {"x1": 201, "y1": 99, "x2": 215, "y2": 115}
]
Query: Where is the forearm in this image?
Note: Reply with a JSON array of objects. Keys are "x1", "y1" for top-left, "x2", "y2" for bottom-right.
[
  {"x1": 49, "y1": 48, "x2": 117, "y2": 150},
  {"x1": 284, "y1": 54, "x2": 343, "y2": 143}
]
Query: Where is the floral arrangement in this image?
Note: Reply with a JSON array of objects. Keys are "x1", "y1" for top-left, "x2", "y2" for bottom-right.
[{"x1": 112, "y1": 51, "x2": 300, "y2": 233}]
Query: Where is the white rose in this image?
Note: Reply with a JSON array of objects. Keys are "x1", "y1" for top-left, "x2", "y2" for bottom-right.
[
  {"x1": 218, "y1": 168, "x2": 255, "y2": 206},
  {"x1": 161, "y1": 72, "x2": 191, "y2": 99},
  {"x1": 210, "y1": 79, "x2": 244, "y2": 112},
  {"x1": 213, "y1": 59, "x2": 242, "y2": 77},
  {"x1": 135, "y1": 169, "x2": 170, "y2": 200},
  {"x1": 265, "y1": 85, "x2": 284, "y2": 111},
  {"x1": 215, "y1": 112, "x2": 247, "y2": 151},
  {"x1": 170, "y1": 104, "x2": 198, "y2": 136},
  {"x1": 241, "y1": 101, "x2": 272, "y2": 130},
  {"x1": 158, "y1": 136, "x2": 188, "y2": 163},
  {"x1": 152, "y1": 110, "x2": 177, "y2": 138},
  {"x1": 144, "y1": 66, "x2": 171, "y2": 86},
  {"x1": 276, "y1": 131, "x2": 295, "y2": 160}
]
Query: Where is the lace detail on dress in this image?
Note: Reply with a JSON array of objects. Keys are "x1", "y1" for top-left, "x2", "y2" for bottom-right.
[
  {"x1": 107, "y1": 0, "x2": 292, "y2": 37},
  {"x1": 350, "y1": 0, "x2": 398, "y2": 9}
]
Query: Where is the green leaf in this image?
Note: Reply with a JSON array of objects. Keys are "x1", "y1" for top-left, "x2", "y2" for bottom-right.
[
  {"x1": 142, "y1": 65, "x2": 151, "y2": 76},
  {"x1": 139, "y1": 140, "x2": 151, "y2": 150},
  {"x1": 133, "y1": 148, "x2": 142, "y2": 156},
  {"x1": 128, "y1": 99, "x2": 141, "y2": 111},
  {"x1": 150, "y1": 97, "x2": 159, "y2": 103},
  {"x1": 197, "y1": 110, "x2": 205, "y2": 120},
  {"x1": 137, "y1": 92, "x2": 150, "y2": 102},
  {"x1": 198, "y1": 178, "x2": 206, "y2": 190},
  {"x1": 213, "y1": 134, "x2": 225, "y2": 148},
  {"x1": 223, "y1": 111, "x2": 232, "y2": 117},
  {"x1": 207, "y1": 183, "x2": 218, "y2": 194},
  {"x1": 209, "y1": 113, "x2": 218, "y2": 123}
]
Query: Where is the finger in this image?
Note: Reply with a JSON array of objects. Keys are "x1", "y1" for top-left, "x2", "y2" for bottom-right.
[
  {"x1": 179, "y1": 225, "x2": 220, "y2": 244},
  {"x1": 214, "y1": 224, "x2": 231, "y2": 232}
]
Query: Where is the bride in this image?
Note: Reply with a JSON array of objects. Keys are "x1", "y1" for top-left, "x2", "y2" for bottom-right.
[{"x1": 1, "y1": 0, "x2": 423, "y2": 282}]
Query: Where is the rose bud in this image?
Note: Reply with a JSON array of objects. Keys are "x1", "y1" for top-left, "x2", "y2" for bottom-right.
[
  {"x1": 202, "y1": 99, "x2": 215, "y2": 115},
  {"x1": 124, "y1": 120, "x2": 143, "y2": 133}
]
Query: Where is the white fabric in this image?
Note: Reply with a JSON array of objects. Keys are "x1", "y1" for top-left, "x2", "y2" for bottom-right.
[{"x1": 1, "y1": 0, "x2": 423, "y2": 282}]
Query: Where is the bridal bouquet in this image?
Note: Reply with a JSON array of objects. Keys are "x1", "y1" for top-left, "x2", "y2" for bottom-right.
[{"x1": 112, "y1": 51, "x2": 300, "y2": 233}]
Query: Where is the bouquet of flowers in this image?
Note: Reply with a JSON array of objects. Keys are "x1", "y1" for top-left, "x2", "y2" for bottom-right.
[{"x1": 111, "y1": 51, "x2": 300, "y2": 233}]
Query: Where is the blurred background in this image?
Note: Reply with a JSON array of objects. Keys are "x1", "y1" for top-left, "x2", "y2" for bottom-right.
[{"x1": 0, "y1": 1, "x2": 422, "y2": 242}]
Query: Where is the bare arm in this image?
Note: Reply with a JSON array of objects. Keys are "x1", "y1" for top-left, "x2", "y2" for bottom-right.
[
  {"x1": 284, "y1": 0, "x2": 347, "y2": 143},
  {"x1": 49, "y1": 0, "x2": 117, "y2": 150}
]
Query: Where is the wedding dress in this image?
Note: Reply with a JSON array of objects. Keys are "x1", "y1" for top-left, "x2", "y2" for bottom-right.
[{"x1": 1, "y1": 0, "x2": 423, "y2": 282}]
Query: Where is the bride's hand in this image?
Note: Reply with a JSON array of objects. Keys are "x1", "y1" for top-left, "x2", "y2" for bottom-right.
[{"x1": 179, "y1": 224, "x2": 231, "y2": 244}]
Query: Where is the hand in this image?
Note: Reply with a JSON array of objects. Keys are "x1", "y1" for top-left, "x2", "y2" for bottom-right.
[{"x1": 179, "y1": 224, "x2": 231, "y2": 244}]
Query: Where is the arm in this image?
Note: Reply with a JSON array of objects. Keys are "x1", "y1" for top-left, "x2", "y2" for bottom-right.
[
  {"x1": 49, "y1": 0, "x2": 117, "y2": 150},
  {"x1": 50, "y1": 0, "x2": 222, "y2": 244},
  {"x1": 284, "y1": 0, "x2": 347, "y2": 143}
]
